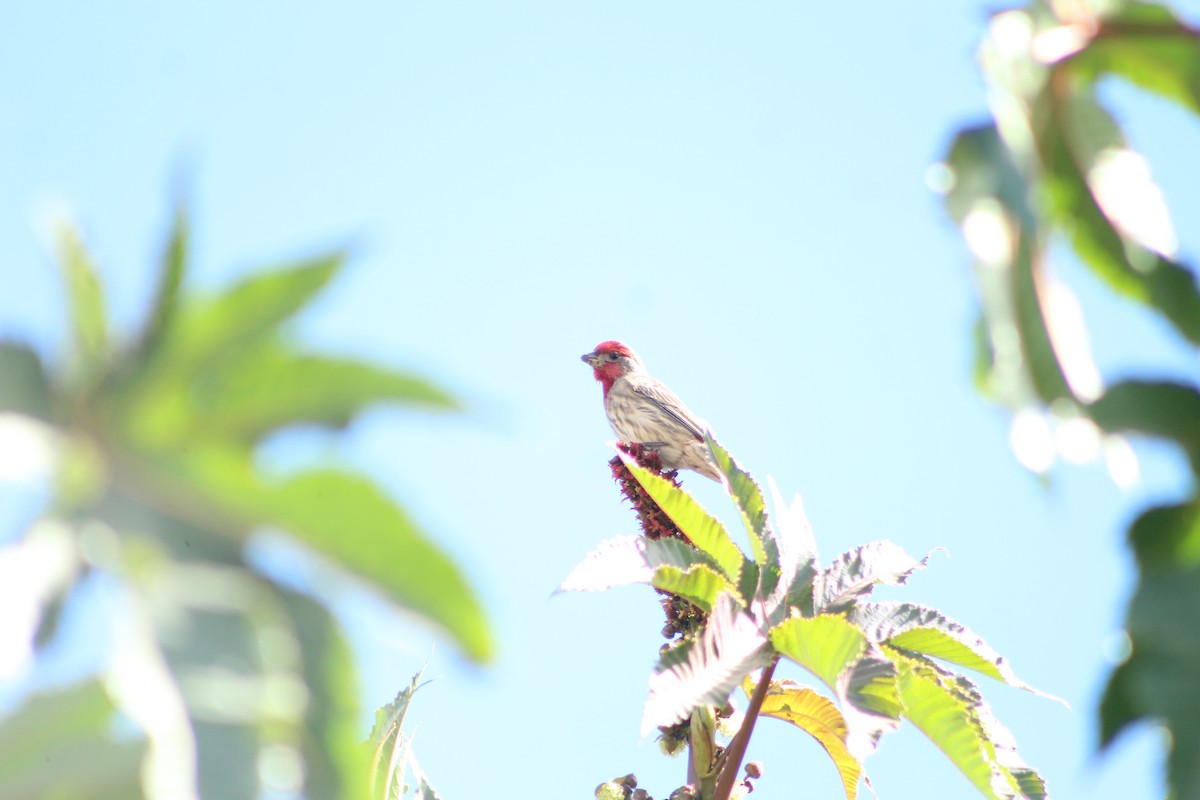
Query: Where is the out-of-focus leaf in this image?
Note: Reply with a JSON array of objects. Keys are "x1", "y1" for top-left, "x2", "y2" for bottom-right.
[
  {"x1": 1089, "y1": 380, "x2": 1200, "y2": 466},
  {"x1": 129, "y1": 204, "x2": 188, "y2": 368},
  {"x1": 650, "y1": 563, "x2": 737, "y2": 612},
  {"x1": 1044, "y1": 96, "x2": 1200, "y2": 344},
  {"x1": 616, "y1": 450, "x2": 745, "y2": 583},
  {"x1": 1128, "y1": 500, "x2": 1200, "y2": 570},
  {"x1": 1068, "y1": 3, "x2": 1200, "y2": 116},
  {"x1": 890, "y1": 650, "x2": 1046, "y2": 800},
  {"x1": 159, "y1": 255, "x2": 343, "y2": 372},
  {"x1": 557, "y1": 535, "x2": 720, "y2": 594},
  {"x1": 265, "y1": 471, "x2": 492, "y2": 662},
  {"x1": 55, "y1": 224, "x2": 109, "y2": 365},
  {"x1": 190, "y1": 343, "x2": 460, "y2": 442},
  {"x1": 749, "y1": 678, "x2": 862, "y2": 800},
  {"x1": 814, "y1": 542, "x2": 929, "y2": 614},
  {"x1": 943, "y1": 126, "x2": 1074, "y2": 406},
  {"x1": 852, "y1": 602, "x2": 1060, "y2": 702},
  {"x1": 0, "y1": 680, "x2": 145, "y2": 800},
  {"x1": 641, "y1": 592, "x2": 771, "y2": 735},
  {"x1": 1098, "y1": 656, "x2": 1137, "y2": 749},
  {"x1": 1102, "y1": 500, "x2": 1200, "y2": 797},
  {"x1": 284, "y1": 591, "x2": 369, "y2": 800},
  {"x1": 707, "y1": 438, "x2": 774, "y2": 566},
  {"x1": 0, "y1": 343, "x2": 52, "y2": 421},
  {"x1": 770, "y1": 614, "x2": 866, "y2": 692},
  {"x1": 0, "y1": 519, "x2": 81, "y2": 676}
]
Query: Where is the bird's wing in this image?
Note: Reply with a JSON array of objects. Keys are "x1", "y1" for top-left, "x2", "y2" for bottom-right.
[{"x1": 631, "y1": 381, "x2": 708, "y2": 442}]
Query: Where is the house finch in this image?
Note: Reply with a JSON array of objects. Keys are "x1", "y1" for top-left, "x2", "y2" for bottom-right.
[{"x1": 581, "y1": 341, "x2": 721, "y2": 481}]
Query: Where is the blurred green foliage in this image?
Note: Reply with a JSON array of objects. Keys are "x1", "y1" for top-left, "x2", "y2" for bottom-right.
[
  {"x1": 940, "y1": 1, "x2": 1200, "y2": 796},
  {"x1": 0, "y1": 209, "x2": 491, "y2": 799}
]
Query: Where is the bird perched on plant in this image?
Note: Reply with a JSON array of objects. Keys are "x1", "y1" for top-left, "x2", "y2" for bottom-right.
[{"x1": 581, "y1": 341, "x2": 721, "y2": 482}]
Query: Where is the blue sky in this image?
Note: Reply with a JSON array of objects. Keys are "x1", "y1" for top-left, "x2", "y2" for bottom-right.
[{"x1": 3, "y1": 3, "x2": 1200, "y2": 799}]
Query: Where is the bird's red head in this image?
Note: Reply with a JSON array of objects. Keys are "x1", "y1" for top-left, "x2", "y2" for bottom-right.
[{"x1": 581, "y1": 340, "x2": 640, "y2": 396}]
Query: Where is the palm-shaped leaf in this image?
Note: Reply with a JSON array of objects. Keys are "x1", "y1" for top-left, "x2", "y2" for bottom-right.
[
  {"x1": 616, "y1": 450, "x2": 745, "y2": 582},
  {"x1": 748, "y1": 677, "x2": 863, "y2": 800},
  {"x1": 814, "y1": 541, "x2": 931, "y2": 613},
  {"x1": 889, "y1": 648, "x2": 1046, "y2": 800},
  {"x1": 641, "y1": 592, "x2": 771, "y2": 735},
  {"x1": 557, "y1": 535, "x2": 720, "y2": 594}
]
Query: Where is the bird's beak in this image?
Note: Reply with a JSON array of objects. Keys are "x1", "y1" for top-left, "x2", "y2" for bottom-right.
[{"x1": 581, "y1": 352, "x2": 598, "y2": 366}]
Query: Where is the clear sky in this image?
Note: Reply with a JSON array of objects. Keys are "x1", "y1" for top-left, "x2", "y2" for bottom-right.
[{"x1": 3, "y1": 3, "x2": 1200, "y2": 799}]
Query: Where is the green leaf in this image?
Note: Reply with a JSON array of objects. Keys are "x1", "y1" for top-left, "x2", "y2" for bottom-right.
[
  {"x1": 1045, "y1": 94, "x2": 1200, "y2": 344},
  {"x1": 642, "y1": 592, "x2": 771, "y2": 734},
  {"x1": 0, "y1": 680, "x2": 146, "y2": 800},
  {"x1": 617, "y1": 450, "x2": 746, "y2": 582},
  {"x1": 764, "y1": 481, "x2": 819, "y2": 611},
  {"x1": 1098, "y1": 655, "x2": 1138, "y2": 749},
  {"x1": 890, "y1": 650, "x2": 1046, "y2": 800},
  {"x1": 558, "y1": 535, "x2": 720, "y2": 593},
  {"x1": 0, "y1": 342, "x2": 52, "y2": 421},
  {"x1": 943, "y1": 125, "x2": 1074, "y2": 407},
  {"x1": 815, "y1": 541, "x2": 930, "y2": 613},
  {"x1": 190, "y1": 342, "x2": 460, "y2": 442},
  {"x1": 266, "y1": 471, "x2": 493, "y2": 662},
  {"x1": 770, "y1": 614, "x2": 866, "y2": 692},
  {"x1": 282, "y1": 591, "x2": 370, "y2": 800},
  {"x1": 651, "y1": 562, "x2": 739, "y2": 612},
  {"x1": 1069, "y1": 3, "x2": 1200, "y2": 116},
  {"x1": 1089, "y1": 380, "x2": 1200, "y2": 467},
  {"x1": 1110, "y1": 557, "x2": 1200, "y2": 799},
  {"x1": 707, "y1": 438, "x2": 773, "y2": 565},
  {"x1": 129, "y1": 203, "x2": 188, "y2": 367},
  {"x1": 55, "y1": 223, "x2": 109, "y2": 365},
  {"x1": 751, "y1": 679, "x2": 863, "y2": 800},
  {"x1": 830, "y1": 648, "x2": 904, "y2": 761},
  {"x1": 163, "y1": 254, "x2": 343, "y2": 372},
  {"x1": 853, "y1": 602, "x2": 1060, "y2": 702}
]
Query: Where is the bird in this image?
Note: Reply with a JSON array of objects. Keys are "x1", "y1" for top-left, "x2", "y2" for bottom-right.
[{"x1": 581, "y1": 340, "x2": 721, "y2": 481}]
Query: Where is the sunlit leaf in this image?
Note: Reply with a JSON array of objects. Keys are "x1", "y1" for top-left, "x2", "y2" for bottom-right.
[
  {"x1": 641, "y1": 592, "x2": 771, "y2": 735},
  {"x1": 852, "y1": 602, "x2": 1061, "y2": 703},
  {"x1": 764, "y1": 477, "x2": 819, "y2": 621},
  {"x1": 814, "y1": 541, "x2": 930, "y2": 613},
  {"x1": 748, "y1": 678, "x2": 863, "y2": 800},
  {"x1": 837, "y1": 646, "x2": 903, "y2": 760},
  {"x1": 707, "y1": 438, "x2": 774, "y2": 566},
  {"x1": 616, "y1": 450, "x2": 745, "y2": 582},
  {"x1": 890, "y1": 649, "x2": 1046, "y2": 800},
  {"x1": 770, "y1": 614, "x2": 866, "y2": 692},
  {"x1": 651, "y1": 562, "x2": 738, "y2": 612},
  {"x1": 557, "y1": 535, "x2": 718, "y2": 593}
]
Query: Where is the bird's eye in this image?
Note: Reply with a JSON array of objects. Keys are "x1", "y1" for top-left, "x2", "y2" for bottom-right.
[{"x1": 607, "y1": 352, "x2": 620, "y2": 361}]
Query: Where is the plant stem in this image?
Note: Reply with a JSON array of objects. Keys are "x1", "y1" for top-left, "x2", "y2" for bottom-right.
[{"x1": 711, "y1": 657, "x2": 778, "y2": 800}]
